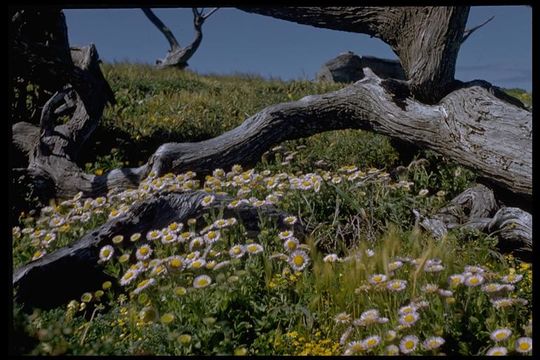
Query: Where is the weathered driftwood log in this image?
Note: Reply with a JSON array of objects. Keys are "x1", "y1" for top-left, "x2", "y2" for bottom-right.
[
  {"x1": 12, "y1": 69, "x2": 532, "y2": 203},
  {"x1": 416, "y1": 184, "x2": 531, "y2": 259},
  {"x1": 13, "y1": 190, "x2": 304, "y2": 310}
]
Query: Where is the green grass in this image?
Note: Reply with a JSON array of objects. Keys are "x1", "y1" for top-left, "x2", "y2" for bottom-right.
[{"x1": 12, "y1": 63, "x2": 532, "y2": 356}]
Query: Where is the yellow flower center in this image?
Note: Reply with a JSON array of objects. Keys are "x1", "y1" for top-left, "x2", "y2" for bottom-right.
[
  {"x1": 102, "y1": 249, "x2": 111, "y2": 257},
  {"x1": 208, "y1": 232, "x2": 216, "y2": 239},
  {"x1": 405, "y1": 341, "x2": 414, "y2": 349},
  {"x1": 140, "y1": 247, "x2": 149, "y2": 255},
  {"x1": 367, "y1": 339, "x2": 377, "y2": 346},
  {"x1": 137, "y1": 280, "x2": 150, "y2": 288},
  {"x1": 404, "y1": 314, "x2": 415, "y2": 322},
  {"x1": 293, "y1": 255, "x2": 305, "y2": 266},
  {"x1": 496, "y1": 332, "x2": 506, "y2": 340},
  {"x1": 519, "y1": 342, "x2": 530, "y2": 351},
  {"x1": 192, "y1": 261, "x2": 202, "y2": 269},
  {"x1": 198, "y1": 279, "x2": 208, "y2": 286},
  {"x1": 233, "y1": 247, "x2": 241, "y2": 254},
  {"x1": 470, "y1": 277, "x2": 479, "y2": 285},
  {"x1": 170, "y1": 259, "x2": 183, "y2": 268}
]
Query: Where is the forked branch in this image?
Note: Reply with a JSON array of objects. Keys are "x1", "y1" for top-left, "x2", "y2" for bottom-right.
[{"x1": 142, "y1": 7, "x2": 219, "y2": 68}]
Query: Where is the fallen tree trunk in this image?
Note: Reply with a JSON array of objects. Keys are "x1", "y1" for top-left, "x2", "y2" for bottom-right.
[
  {"x1": 13, "y1": 69, "x2": 531, "y2": 203},
  {"x1": 13, "y1": 190, "x2": 303, "y2": 310},
  {"x1": 416, "y1": 184, "x2": 532, "y2": 260}
]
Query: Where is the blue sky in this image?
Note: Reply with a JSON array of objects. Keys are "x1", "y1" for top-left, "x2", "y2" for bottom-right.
[{"x1": 64, "y1": 6, "x2": 532, "y2": 90}]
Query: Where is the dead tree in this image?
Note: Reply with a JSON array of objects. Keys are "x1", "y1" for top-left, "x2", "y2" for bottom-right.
[
  {"x1": 11, "y1": 7, "x2": 532, "y2": 307},
  {"x1": 142, "y1": 7, "x2": 218, "y2": 69}
]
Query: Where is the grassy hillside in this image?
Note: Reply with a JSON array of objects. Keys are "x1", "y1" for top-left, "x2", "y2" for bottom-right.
[{"x1": 12, "y1": 64, "x2": 532, "y2": 356}]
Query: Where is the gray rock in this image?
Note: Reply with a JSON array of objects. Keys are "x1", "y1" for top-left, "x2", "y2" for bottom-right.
[
  {"x1": 316, "y1": 51, "x2": 364, "y2": 83},
  {"x1": 316, "y1": 51, "x2": 406, "y2": 83}
]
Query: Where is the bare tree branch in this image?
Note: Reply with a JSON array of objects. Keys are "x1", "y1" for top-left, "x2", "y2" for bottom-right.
[
  {"x1": 142, "y1": 7, "x2": 215, "y2": 68},
  {"x1": 202, "y1": 7, "x2": 219, "y2": 20},
  {"x1": 141, "y1": 8, "x2": 180, "y2": 51},
  {"x1": 461, "y1": 15, "x2": 495, "y2": 44}
]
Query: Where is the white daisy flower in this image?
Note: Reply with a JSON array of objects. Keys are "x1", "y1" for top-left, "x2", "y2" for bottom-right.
[
  {"x1": 388, "y1": 260, "x2": 404, "y2": 271},
  {"x1": 334, "y1": 312, "x2": 351, "y2": 324},
  {"x1": 490, "y1": 328, "x2": 512, "y2": 342},
  {"x1": 362, "y1": 335, "x2": 381, "y2": 350},
  {"x1": 167, "y1": 222, "x2": 183, "y2": 233},
  {"x1": 464, "y1": 274, "x2": 484, "y2": 287},
  {"x1": 189, "y1": 258, "x2": 206, "y2": 270},
  {"x1": 189, "y1": 237, "x2": 205, "y2": 250},
  {"x1": 120, "y1": 269, "x2": 139, "y2": 286},
  {"x1": 283, "y1": 216, "x2": 297, "y2": 225},
  {"x1": 161, "y1": 232, "x2": 177, "y2": 244},
  {"x1": 229, "y1": 245, "x2": 246, "y2": 259},
  {"x1": 98, "y1": 245, "x2": 114, "y2": 263},
  {"x1": 486, "y1": 346, "x2": 508, "y2": 356},
  {"x1": 399, "y1": 335, "x2": 419, "y2": 354},
  {"x1": 133, "y1": 278, "x2": 156, "y2": 294},
  {"x1": 203, "y1": 230, "x2": 221, "y2": 244},
  {"x1": 515, "y1": 337, "x2": 532, "y2": 353},
  {"x1": 283, "y1": 237, "x2": 300, "y2": 252},
  {"x1": 399, "y1": 311, "x2": 420, "y2": 327},
  {"x1": 146, "y1": 229, "x2": 162, "y2": 241},
  {"x1": 387, "y1": 279, "x2": 407, "y2": 292},
  {"x1": 356, "y1": 309, "x2": 380, "y2": 326},
  {"x1": 245, "y1": 243, "x2": 264, "y2": 254},
  {"x1": 501, "y1": 273, "x2": 523, "y2": 284},
  {"x1": 193, "y1": 274, "x2": 212, "y2": 289},
  {"x1": 421, "y1": 283, "x2": 439, "y2": 293},
  {"x1": 423, "y1": 336, "x2": 445, "y2": 350},
  {"x1": 368, "y1": 274, "x2": 387, "y2": 285},
  {"x1": 278, "y1": 230, "x2": 294, "y2": 240},
  {"x1": 167, "y1": 256, "x2": 186, "y2": 271},
  {"x1": 288, "y1": 250, "x2": 310, "y2": 271},
  {"x1": 385, "y1": 344, "x2": 400, "y2": 355},
  {"x1": 448, "y1": 274, "x2": 465, "y2": 287},
  {"x1": 438, "y1": 289, "x2": 453, "y2": 297},
  {"x1": 200, "y1": 195, "x2": 215, "y2": 207},
  {"x1": 135, "y1": 244, "x2": 153, "y2": 261},
  {"x1": 344, "y1": 340, "x2": 364, "y2": 355},
  {"x1": 213, "y1": 219, "x2": 229, "y2": 229}
]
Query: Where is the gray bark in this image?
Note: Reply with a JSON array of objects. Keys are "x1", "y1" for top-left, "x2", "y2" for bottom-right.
[
  {"x1": 12, "y1": 69, "x2": 532, "y2": 202},
  {"x1": 417, "y1": 184, "x2": 531, "y2": 258}
]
